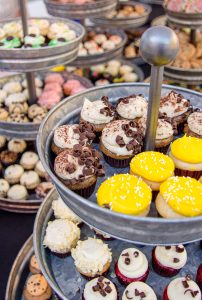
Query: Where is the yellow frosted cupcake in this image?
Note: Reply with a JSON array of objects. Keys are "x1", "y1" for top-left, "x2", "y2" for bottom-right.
[
  {"x1": 130, "y1": 151, "x2": 175, "y2": 191},
  {"x1": 169, "y1": 135, "x2": 202, "y2": 180},
  {"x1": 156, "y1": 176, "x2": 202, "y2": 218},
  {"x1": 97, "y1": 174, "x2": 152, "y2": 216}
]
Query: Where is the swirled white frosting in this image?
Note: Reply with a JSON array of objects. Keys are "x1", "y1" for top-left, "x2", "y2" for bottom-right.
[
  {"x1": 187, "y1": 112, "x2": 202, "y2": 135},
  {"x1": 159, "y1": 91, "x2": 189, "y2": 118},
  {"x1": 122, "y1": 282, "x2": 157, "y2": 300},
  {"x1": 52, "y1": 197, "x2": 82, "y2": 224},
  {"x1": 71, "y1": 237, "x2": 112, "y2": 276},
  {"x1": 155, "y1": 245, "x2": 187, "y2": 269},
  {"x1": 101, "y1": 120, "x2": 141, "y2": 156},
  {"x1": 156, "y1": 119, "x2": 173, "y2": 140},
  {"x1": 116, "y1": 96, "x2": 147, "y2": 120},
  {"x1": 81, "y1": 98, "x2": 114, "y2": 125},
  {"x1": 84, "y1": 277, "x2": 117, "y2": 300},
  {"x1": 167, "y1": 277, "x2": 201, "y2": 300},
  {"x1": 118, "y1": 248, "x2": 148, "y2": 279}
]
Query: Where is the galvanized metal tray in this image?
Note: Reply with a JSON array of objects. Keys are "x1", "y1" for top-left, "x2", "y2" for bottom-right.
[
  {"x1": 164, "y1": 65, "x2": 202, "y2": 85},
  {"x1": 45, "y1": 0, "x2": 117, "y2": 20},
  {"x1": 139, "y1": 0, "x2": 163, "y2": 5},
  {"x1": 0, "y1": 17, "x2": 85, "y2": 72},
  {"x1": 91, "y1": 2, "x2": 152, "y2": 29},
  {"x1": 34, "y1": 188, "x2": 202, "y2": 300},
  {"x1": 164, "y1": 7, "x2": 202, "y2": 28},
  {"x1": 37, "y1": 83, "x2": 202, "y2": 245}
]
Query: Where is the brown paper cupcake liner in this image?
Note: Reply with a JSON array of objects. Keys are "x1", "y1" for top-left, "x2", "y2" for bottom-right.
[
  {"x1": 155, "y1": 145, "x2": 170, "y2": 155},
  {"x1": 75, "y1": 181, "x2": 97, "y2": 198},
  {"x1": 103, "y1": 153, "x2": 131, "y2": 168},
  {"x1": 175, "y1": 168, "x2": 202, "y2": 180}
]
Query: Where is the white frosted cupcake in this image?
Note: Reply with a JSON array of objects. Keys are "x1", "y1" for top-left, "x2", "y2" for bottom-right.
[
  {"x1": 122, "y1": 282, "x2": 157, "y2": 300},
  {"x1": 71, "y1": 237, "x2": 112, "y2": 277},
  {"x1": 4, "y1": 164, "x2": 24, "y2": 184},
  {"x1": 43, "y1": 219, "x2": 80, "y2": 257},
  {"x1": 83, "y1": 277, "x2": 118, "y2": 300},
  {"x1": 186, "y1": 111, "x2": 202, "y2": 138},
  {"x1": 52, "y1": 196, "x2": 82, "y2": 224},
  {"x1": 116, "y1": 95, "x2": 147, "y2": 121}
]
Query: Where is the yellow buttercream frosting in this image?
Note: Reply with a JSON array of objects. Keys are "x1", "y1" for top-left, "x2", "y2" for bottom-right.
[
  {"x1": 160, "y1": 176, "x2": 202, "y2": 217},
  {"x1": 97, "y1": 174, "x2": 152, "y2": 215},
  {"x1": 171, "y1": 135, "x2": 202, "y2": 163},
  {"x1": 130, "y1": 151, "x2": 175, "y2": 182}
]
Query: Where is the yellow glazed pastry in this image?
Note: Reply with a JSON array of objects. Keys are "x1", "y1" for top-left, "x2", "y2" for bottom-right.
[
  {"x1": 97, "y1": 174, "x2": 152, "y2": 215},
  {"x1": 156, "y1": 176, "x2": 202, "y2": 218},
  {"x1": 130, "y1": 151, "x2": 175, "y2": 191}
]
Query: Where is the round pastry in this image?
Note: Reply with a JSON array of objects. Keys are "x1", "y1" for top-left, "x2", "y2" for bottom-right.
[
  {"x1": 0, "y1": 150, "x2": 18, "y2": 166},
  {"x1": 20, "y1": 171, "x2": 40, "y2": 189},
  {"x1": 3, "y1": 81, "x2": 22, "y2": 94},
  {"x1": 122, "y1": 281, "x2": 157, "y2": 300},
  {"x1": 0, "y1": 36, "x2": 21, "y2": 48},
  {"x1": 63, "y1": 79, "x2": 82, "y2": 95},
  {"x1": 54, "y1": 145, "x2": 105, "y2": 198},
  {"x1": 24, "y1": 34, "x2": 45, "y2": 48},
  {"x1": 156, "y1": 176, "x2": 202, "y2": 218},
  {"x1": 9, "y1": 102, "x2": 28, "y2": 115},
  {"x1": 159, "y1": 91, "x2": 192, "y2": 134},
  {"x1": 38, "y1": 90, "x2": 61, "y2": 109},
  {"x1": 44, "y1": 82, "x2": 63, "y2": 95},
  {"x1": 28, "y1": 104, "x2": 47, "y2": 120},
  {"x1": 97, "y1": 174, "x2": 152, "y2": 216},
  {"x1": 163, "y1": 276, "x2": 201, "y2": 300},
  {"x1": 4, "y1": 92, "x2": 27, "y2": 107},
  {"x1": 23, "y1": 274, "x2": 52, "y2": 300},
  {"x1": 3, "y1": 22, "x2": 22, "y2": 38},
  {"x1": 164, "y1": 0, "x2": 202, "y2": 13},
  {"x1": 0, "y1": 108, "x2": 9, "y2": 121},
  {"x1": 196, "y1": 264, "x2": 202, "y2": 290},
  {"x1": 35, "y1": 182, "x2": 54, "y2": 198},
  {"x1": 20, "y1": 151, "x2": 39, "y2": 170},
  {"x1": 35, "y1": 161, "x2": 47, "y2": 178},
  {"x1": 45, "y1": 73, "x2": 64, "y2": 85},
  {"x1": 130, "y1": 151, "x2": 175, "y2": 192},
  {"x1": 0, "y1": 135, "x2": 6, "y2": 150},
  {"x1": 7, "y1": 113, "x2": 29, "y2": 123},
  {"x1": 169, "y1": 135, "x2": 202, "y2": 179},
  {"x1": 71, "y1": 237, "x2": 112, "y2": 277},
  {"x1": 100, "y1": 120, "x2": 144, "y2": 168},
  {"x1": 43, "y1": 219, "x2": 80, "y2": 257},
  {"x1": 7, "y1": 184, "x2": 28, "y2": 201},
  {"x1": 51, "y1": 122, "x2": 95, "y2": 155},
  {"x1": 116, "y1": 95, "x2": 147, "y2": 121},
  {"x1": 80, "y1": 96, "x2": 115, "y2": 133},
  {"x1": 29, "y1": 255, "x2": 41, "y2": 274},
  {"x1": 52, "y1": 196, "x2": 82, "y2": 224},
  {"x1": 4, "y1": 164, "x2": 24, "y2": 184},
  {"x1": 0, "y1": 179, "x2": 9, "y2": 198},
  {"x1": 8, "y1": 139, "x2": 27, "y2": 154},
  {"x1": 115, "y1": 248, "x2": 149, "y2": 285},
  {"x1": 152, "y1": 245, "x2": 187, "y2": 277},
  {"x1": 186, "y1": 112, "x2": 202, "y2": 138},
  {"x1": 83, "y1": 277, "x2": 118, "y2": 300}
]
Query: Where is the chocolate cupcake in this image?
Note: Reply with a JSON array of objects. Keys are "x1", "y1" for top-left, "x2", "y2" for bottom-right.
[
  {"x1": 186, "y1": 112, "x2": 202, "y2": 138},
  {"x1": 100, "y1": 120, "x2": 144, "y2": 168},
  {"x1": 51, "y1": 121, "x2": 95, "y2": 155},
  {"x1": 54, "y1": 145, "x2": 105, "y2": 198}
]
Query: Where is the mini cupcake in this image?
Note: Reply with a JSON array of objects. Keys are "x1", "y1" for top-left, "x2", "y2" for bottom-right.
[
  {"x1": 155, "y1": 119, "x2": 174, "y2": 153},
  {"x1": 7, "y1": 184, "x2": 28, "y2": 201},
  {"x1": 23, "y1": 274, "x2": 52, "y2": 300},
  {"x1": 97, "y1": 174, "x2": 152, "y2": 216},
  {"x1": 20, "y1": 171, "x2": 40, "y2": 189},
  {"x1": 52, "y1": 196, "x2": 82, "y2": 224},
  {"x1": 29, "y1": 255, "x2": 41, "y2": 274},
  {"x1": 4, "y1": 164, "x2": 24, "y2": 184},
  {"x1": 83, "y1": 277, "x2": 118, "y2": 300},
  {"x1": 51, "y1": 122, "x2": 95, "y2": 155},
  {"x1": 152, "y1": 245, "x2": 187, "y2": 277},
  {"x1": 159, "y1": 90, "x2": 192, "y2": 134},
  {"x1": 20, "y1": 151, "x2": 39, "y2": 170},
  {"x1": 100, "y1": 120, "x2": 144, "y2": 168},
  {"x1": 43, "y1": 219, "x2": 80, "y2": 257},
  {"x1": 122, "y1": 281, "x2": 157, "y2": 300},
  {"x1": 116, "y1": 95, "x2": 147, "y2": 121},
  {"x1": 8, "y1": 139, "x2": 27, "y2": 154},
  {"x1": 35, "y1": 161, "x2": 47, "y2": 178},
  {"x1": 156, "y1": 176, "x2": 202, "y2": 218},
  {"x1": 196, "y1": 264, "x2": 202, "y2": 290},
  {"x1": 163, "y1": 276, "x2": 201, "y2": 300},
  {"x1": 115, "y1": 248, "x2": 149, "y2": 285},
  {"x1": 169, "y1": 135, "x2": 202, "y2": 180},
  {"x1": 54, "y1": 145, "x2": 105, "y2": 198},
  {"x1": 80, "y1": 96, "x2": 115, "y2": 134},
  {"x1": 130, "y1": 152, "x2": 175, "y2": 193},
  {"x1": 0, "y1": 150, "x2": 18, "y2": 166},
  {"x1": 71, "y1": 237, "x2": 112, "y2": 277},
  {"x1": 0, "y1": 179, "x2": 9, "y2": 198},
  {"x1": 186, "y1": 112, "x2": 202, "y2": 138},
  {"x1": 0, "y1": 108, "x2": 8, "y2": 121}
]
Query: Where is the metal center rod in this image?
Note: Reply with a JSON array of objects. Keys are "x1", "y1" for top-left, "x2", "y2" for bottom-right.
[
  {"x1": 144, "y1": 66, "x2": 164, "y2": 151},
  {"x1": 19, "y1": 0, "x2": 37, "y2": 105}
]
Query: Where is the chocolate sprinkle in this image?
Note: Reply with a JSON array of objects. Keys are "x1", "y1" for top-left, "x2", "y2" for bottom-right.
[
  {"x1": 134, "y1": 251, "x2": 139, "y2": 257},
  {"x1": 173, "y1": 258, "x2": 180, "y2": 263},
  {"x1": 125, "y1": 257, "x2": 131, "y2": 265},
  {"x1": 165, "y1": 246, "x2": 171, "y2": 250},
  {"x1": 121, "y1": 252, "x2": 129, "y2": 257},
  {"x1": 116, "y1": 135, "x2": 125, "y2": 147},
  {"x1": 176, "y1": 246, "x2": 184, "y2": 253},
  {"x1": 134, "y1": 288, "x2": 146, "y2": 298},
  {"x1": 125, "y1": 290, "x2": 133, "y2": 300},
  {"x1": 184, "y1": 289, "x2": 199, "y2": 298},
  {"x1": 182, "y1": 280, "x2": 189, "y2": 288}
]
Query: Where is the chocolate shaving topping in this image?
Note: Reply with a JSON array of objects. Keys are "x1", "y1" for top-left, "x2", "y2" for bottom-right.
[
  {"x1": 186, "y1": 274, "x2": 192, "y2": 281},
  {"x1": 135, "y1": 289, "x2": 146, "y2": 298},
  {"x1": 92, "y1": 277, "x2": 112, "y2": 296},
  {"x1": 184, "y1": 289, "x2": 199, "y2": 298},
  {"x1": 121, "y1": 252, "x2": 129, "y2": 257},
  {"x1": 105, "y1": 285, "x2": 112, "y2": 293},
  {"x1": 116, "y1": 135, "x2": 125, "y2": 147},
  {"x1": 125, "y1": 290, "x2": 133, "y2": 300},
  {"x1": 173, "y1": 258, "x2": 180, "y2": 263},
  {"x1": 93, "y1": 285, "x2": 99, "y2": 292},
  {"x1": 182, "y1": 280, "x2": 189, "y2": 288},
  {"x1": 83, "y1": 167, "x2": 94, "y2": 176},
  {"x1": 125, "y1": 257, "x2": 131, "y2": 265},
  {"x1": 134, "y1": 251, "x2": 139, "y2": 257},
  {"x1": 176, "y1": 246, "x2": 184, "y2": 253},
  {"x1": 65, "y1": 162, "x2": 76, "y2": 174},
  {"x1": 165, "y1": 246, "x2": 171, "y2": 250},
  {"x1": 98, "y1": 276, "x2": 105, "y2": 282}
]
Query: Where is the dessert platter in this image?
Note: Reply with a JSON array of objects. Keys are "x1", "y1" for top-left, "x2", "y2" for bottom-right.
[
  {"x1": 0, "y1": 71, "x2": 93, "y2": 139},
  {"x1": 37, "y1": 82, "x2": 202, "y2": 245},
  {"x1": 0, "y1": 17, "x2": 85, "y2": 72},
  {"x1": 34, "y1": 188, "x2": 202, "y2": 299},
  {"x1": 44, "y1": 0, "x2": 118, "y2": 20},
  {"x1": 91, "y1": 2, "x2": 152, "y2": 30},
  {"x1": 69, "y1": 28, "x2": 127, "y2": 67},
  {"x1": 0, "y1": 138, "x2": 53, "y2": 213}
]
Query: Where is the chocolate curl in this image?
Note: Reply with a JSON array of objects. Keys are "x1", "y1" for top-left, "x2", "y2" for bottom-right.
[
  {"x1": 116, "y1": 135, "x2": 125, "y2": 147},
  {"x1": 65, "y1": 162, "x2": 76, "y2": 174}
]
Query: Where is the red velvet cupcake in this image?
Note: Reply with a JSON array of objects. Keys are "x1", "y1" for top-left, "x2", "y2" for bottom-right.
[
  {"x1": 196, "y1": 264, "x2": 202, "y2": 291},
  {"x1": 163, "y1": 276, "x2": 201, "y2": 300},
  {"x1": 115, "y1": 248, "x2": 149, "y2": 285},
  {"x1": 152, "y1": 245, "x2": 187, "y2": 277}
]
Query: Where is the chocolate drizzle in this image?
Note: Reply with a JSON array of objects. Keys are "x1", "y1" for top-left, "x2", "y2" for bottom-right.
[
  {"x1": 184, "y1": 289, "x2": 199, "y2": 298},
  {"x1": 176, "y1": 246, "x2": 184, "y2": 253},
  {"x1": 173, "y1": 258, "x2": 180, "y2": 263},
  {"x1": 92, "y1": 276, "x2": 112, "y2": 296}
]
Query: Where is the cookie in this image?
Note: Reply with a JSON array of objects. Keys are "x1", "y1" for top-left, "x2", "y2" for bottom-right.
[
  {"x1": 29, "y1": 255, "x2": 41, "y2": 274},
  {"x1": 23, "y1": 274, "x2": 52, "y2": 300}
]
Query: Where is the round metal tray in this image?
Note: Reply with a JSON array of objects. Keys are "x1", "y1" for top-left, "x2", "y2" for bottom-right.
[
  {"x1": 139, "y1": 0, "x2": 163, "y2": 5},
  {"x1": 45, "y1": 0, "x2": 117, "y2": 20},
  {"x1": 34, "y1": 189, "x2": 202, "y2": 300},
  {"x1": 37, "y1": 83, "x2": 202, "y2": 245},
  {"x1": 91, "y1": 2, "x2": 152, "y2": 29},
  {"x1": 164, "y1": 65, "x2": 202, "y2": 85},
  {"x1": 0, "y1": 17, "x2": 85, "y2": 72},
  {"x1": 164, "y1": 7, "x2": 202, "y2": 28},
  {"x1": 0, "y1": 72, "x2": 93, "y2": 140}
]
